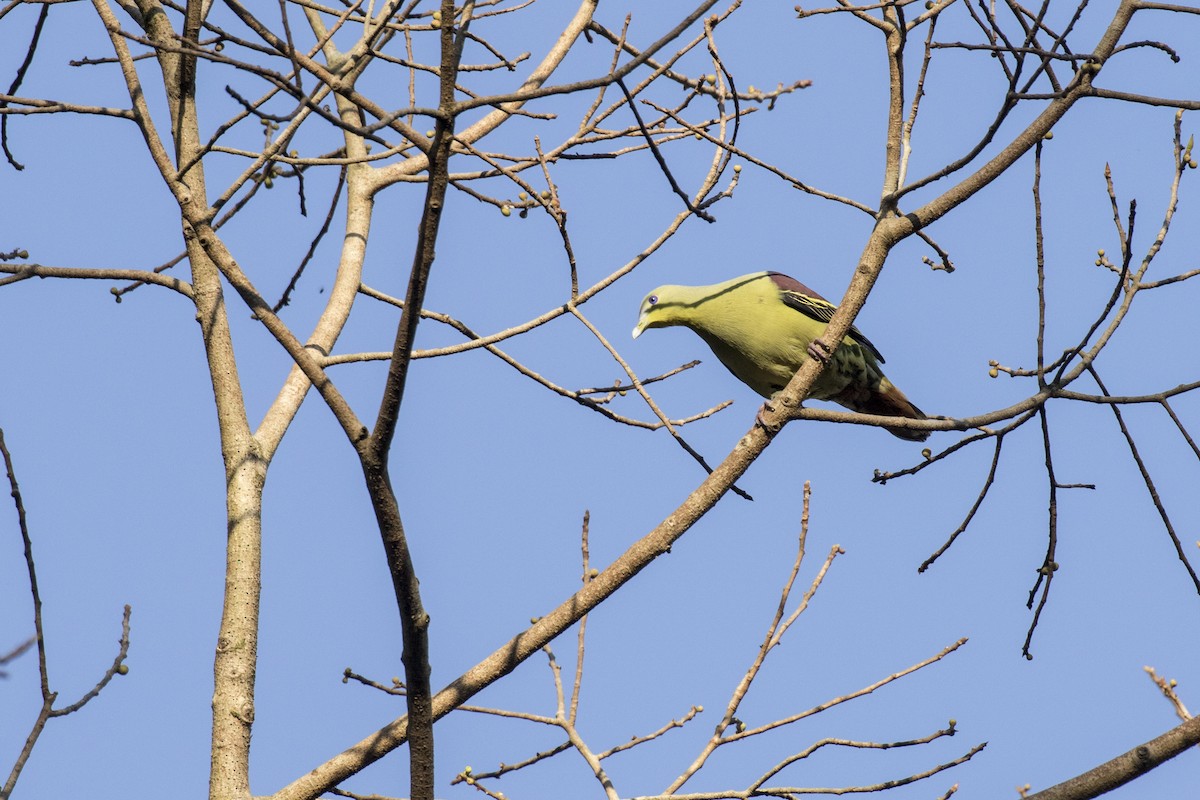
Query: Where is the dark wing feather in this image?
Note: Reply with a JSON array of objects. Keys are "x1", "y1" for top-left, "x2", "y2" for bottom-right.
[{"x1": 766, "y1": 272, "x2": 886, "y2": 363}]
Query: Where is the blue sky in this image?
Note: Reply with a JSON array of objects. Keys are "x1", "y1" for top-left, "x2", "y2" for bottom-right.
[{"x1": 3, "y1": 2, "x2": 1200, "y2": 798}]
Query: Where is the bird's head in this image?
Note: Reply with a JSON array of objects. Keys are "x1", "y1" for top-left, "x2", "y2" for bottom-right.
[{"x1": 632, "y1": 285, "x2": 679, "y2": 339}]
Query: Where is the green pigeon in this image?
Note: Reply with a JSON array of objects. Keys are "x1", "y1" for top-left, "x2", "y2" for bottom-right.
[{"x1": 632, "y1": 271, "x2": 929, "y2": 441}]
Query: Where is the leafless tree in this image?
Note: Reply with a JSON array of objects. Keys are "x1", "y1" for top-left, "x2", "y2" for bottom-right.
[{"x1": 3, "y1": 1, "x2": 1200, "y2": 799}]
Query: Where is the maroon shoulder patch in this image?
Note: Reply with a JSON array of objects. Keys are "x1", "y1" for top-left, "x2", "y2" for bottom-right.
[{"x1": 766, "y1": 271, "x2": 828, "y2": 303}]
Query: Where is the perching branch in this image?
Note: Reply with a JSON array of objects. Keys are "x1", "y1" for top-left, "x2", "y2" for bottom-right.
[{"x1": 1023, "y1": 714, "x2": 1200, "y2": 800}]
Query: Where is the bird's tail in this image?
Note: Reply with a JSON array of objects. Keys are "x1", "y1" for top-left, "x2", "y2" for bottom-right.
[{"x1": 856, "y1": 379, "x2": 929, "y2": 442}]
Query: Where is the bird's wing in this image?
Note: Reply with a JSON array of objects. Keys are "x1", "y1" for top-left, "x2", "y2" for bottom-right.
[{"x1": 767, "y1": 272, "x2": 887, "y2": 363}]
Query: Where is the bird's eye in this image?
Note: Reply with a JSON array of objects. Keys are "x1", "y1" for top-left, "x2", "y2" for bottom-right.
[{"x1": 648, "y1": 295, "x2": 658, "y2": 306}]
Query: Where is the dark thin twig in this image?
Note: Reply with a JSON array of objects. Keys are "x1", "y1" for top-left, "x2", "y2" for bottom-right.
[
  {"x1": 567, "y1": 304, "x2": 754, "y2": 500},
  {"x1": 115, "y1": 156, "x2": 289, "y2": 300},
  {"x1": 1051, "y1": 197, "x2": 1133, "y2": 387},
  {"x1": 1053, "y1": 382, "x2": 1200, "y2": 405},
  {"x1": 1021, "y1": 405, "x2": 1058, "y2": 660},
  {"x1": 669, "y1": 432, "x2": 754, "y2": 502},
  {"x1": 456, "y1": 742, "x2": 572, "y2": 783},
  {"x1": 1087, "y1": 366, "x2": 1200, "y2": 596},
  {"x1": 533, "y1": 136, "x2": 579, "y2": 298},
  {"x1": 919, "y1": 432, "x2": 1006, "y2": 573},
  {"x1": 292, "y1": 159, "x2": 308, "y2": 217},
  {"x1": 1008, "y1": 1, "x2": 1063, "y2": 97},
  {"x1": 577, "y1": 360, "x2": 701, "y2": 397},
  {"x1": 1, "y1": 427, "x2": 49, "y2": 697},
  {"x1": 696, "y1": 13, "x2": 740, "y2": 211},
  {"x1": 874, "y1": 409, "x2": 1037, "y2": 484},
  {"x1": 614, "y1": 76, "x2": 714, "y2": 223},
  {"x1": 49, "y1": 607, "x2": 131, "y2": 716},
  {"x1": 1020, "y1": 135, "x2": 1054, "y2": 659},
  {"x1": 1034, "y1": 138, "x2": 1048, "y2": 385},
  {"x1": 1160, "y1": 399, "x2": 1200, "y2": 462},
  {"x1": 272, "y1": 165, "x2": 346, "y2": 312},
  {"x1": 2, "y1": 2, "x2": 50, "y2": 170},
  {"x1": 222, "y1": 83, "x2": 300, "y2": 121},
  {"x1": 1, "y1": 429, "x2": 132, "y2": 798},
  {"x1": 277, "y1": 0, "x2": 303, "y2": 93},
  {"x1": 1112, "y1": 39, "x2": 1181, "y2": 61}
]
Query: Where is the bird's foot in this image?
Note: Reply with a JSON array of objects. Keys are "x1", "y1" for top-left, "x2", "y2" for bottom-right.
[
  {"x1": 807, "y1": 338, "x2": 833, "y2": 363},
  {"x1": 756, "y1": 400, "x2": 783, "y2": 435}
]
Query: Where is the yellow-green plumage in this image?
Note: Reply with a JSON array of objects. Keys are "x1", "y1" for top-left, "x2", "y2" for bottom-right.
[{"x1": 632, "y1": 271, "x2": 928, "y2": 441}]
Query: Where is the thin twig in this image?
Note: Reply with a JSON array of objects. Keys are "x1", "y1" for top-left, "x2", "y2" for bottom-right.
[
  {"x1": 1088, "y1": 365, "x2": 1200, "y2": 595},
  {"x1": 1, "y1": 429, "x2": 132, "y2": 798},
  {"x1": 568, "y1": 303, "x2": 753, "y2": 500},
  {"x1": 614, "y1": 76, "x2": 714, "y2": 222},
  {"x1": 1144, "y1": 666, "x2": 1192, "y2": 722}
]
